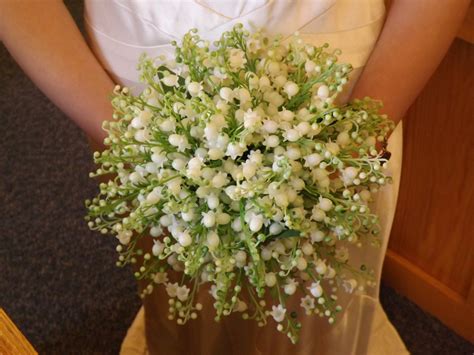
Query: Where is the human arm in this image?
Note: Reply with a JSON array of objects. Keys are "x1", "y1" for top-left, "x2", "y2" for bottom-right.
[
  {"x1": 350, "y1": 0, "x2": 470, "y2": 126},
  {"x1": 0, "y1": 0, "x2": 115, "y2": 146}
]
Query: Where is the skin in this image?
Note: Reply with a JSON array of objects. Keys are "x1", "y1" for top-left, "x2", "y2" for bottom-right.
[
  {"x1": 0, "y1": 0, "x2": 470, "y2": 144},
  {"x1": 0, "y1": 0, "x2": 114, "y2": 146},
  {"x1": 350, "y1": 0, "x2": 470, "y2": 126}
]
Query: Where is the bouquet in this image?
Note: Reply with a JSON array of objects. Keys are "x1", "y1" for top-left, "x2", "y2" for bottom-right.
[{"x1": 85, "y1": 24, "x2": 394, "y2": 343}]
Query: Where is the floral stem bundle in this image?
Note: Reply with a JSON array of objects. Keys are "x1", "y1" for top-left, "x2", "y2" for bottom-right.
[{"x1": 85, "y1": 24, "x2": 394, "y2": 343}]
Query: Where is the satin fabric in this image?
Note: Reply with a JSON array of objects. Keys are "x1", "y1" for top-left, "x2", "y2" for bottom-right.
[{"x1": 83, "y1": 1, "x2": 408, "y2": 354}]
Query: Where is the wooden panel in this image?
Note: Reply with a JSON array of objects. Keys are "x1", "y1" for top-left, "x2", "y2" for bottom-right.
[
  {"x1": 383, "y1": 38, "x2": 474, "y2": 340},
  {"x1": 0, "y1": 309, "x2": 37, "y2": 355},
  {"x1": 458, "y1": 1, "x2": 474, "y2": 44},
  {"x1": 383, "y1": 251, "x2": 474, "y2": 342},
  {"x1": 387, "y1": 38, "x2": 474, "y2": 296}
]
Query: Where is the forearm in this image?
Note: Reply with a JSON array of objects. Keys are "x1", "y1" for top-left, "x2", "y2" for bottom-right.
[
  {"x1": 350, "y1": 0, "x2": 470, "y2": 126},
  {"x1": 0, "y1": 0, "x2": 115, "y2": 145}
]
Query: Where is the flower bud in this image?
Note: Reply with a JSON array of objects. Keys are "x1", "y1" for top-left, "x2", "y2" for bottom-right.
[
  {"x1": 219, "y1": 87, "x2": 234, "y2": 102},
  {"x1": 206, "y1": 231, "x2": 220, "y2": 250},
  {"x1": 309, "y1": 282, "x2": 323, "y2": 297},
  {"x1": 317, "y1": 85, "x2": 329, "y2": 99},
  {"x1": 265, "y1": 272, "x2": 277, "y2": 287},
  {"x1": 249, "y1": 215, "x2": 264, "y2": 232},
  {"x1": 284, "y1": 81, "x2": 299, "y2": 98}
]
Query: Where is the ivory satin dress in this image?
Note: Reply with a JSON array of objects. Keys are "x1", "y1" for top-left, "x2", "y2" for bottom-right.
[{"x1": 84, "y1": 1, "x2": 408, "y2": 354}]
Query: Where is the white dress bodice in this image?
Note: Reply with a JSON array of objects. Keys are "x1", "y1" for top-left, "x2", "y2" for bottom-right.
[
  {"x1": 84, "y1": 0, "x2": 385, "y2": 97},
  {"x1": 83, "y1": 1, "x2": 407, "y2": 354}
]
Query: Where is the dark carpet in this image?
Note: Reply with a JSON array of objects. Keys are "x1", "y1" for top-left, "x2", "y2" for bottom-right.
[{"x1": 0, "y1": 1, "x2": 473, "y2": 354}]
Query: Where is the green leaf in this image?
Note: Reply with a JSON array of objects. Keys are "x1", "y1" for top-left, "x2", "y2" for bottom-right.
[
  {"x1": 155, "y1": 65, "x2": 185, "y2": 93},
  {"x1": 208, "y1": 160, "x2": 223, "y2": 168},
  {"x1": 273, "y1": 229, "x2": 301, "y2": 239}
]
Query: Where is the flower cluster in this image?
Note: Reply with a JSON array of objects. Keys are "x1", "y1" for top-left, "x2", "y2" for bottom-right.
[{"x1": 85, "y1": 24, "x2": 394, "y2": 343}]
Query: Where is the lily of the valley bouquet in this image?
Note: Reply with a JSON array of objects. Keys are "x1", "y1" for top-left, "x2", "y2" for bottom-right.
[{"x1": 86, "y1": 24, "x2": 394, "y2": 343}]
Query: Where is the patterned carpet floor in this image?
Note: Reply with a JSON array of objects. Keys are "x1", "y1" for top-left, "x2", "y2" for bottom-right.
[{"x1": 0, "y1": 1, "x2": 472, "y2": 354}]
